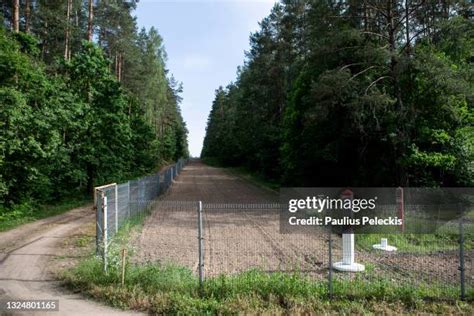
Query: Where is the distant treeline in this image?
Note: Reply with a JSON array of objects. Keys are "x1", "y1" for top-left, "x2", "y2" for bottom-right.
[
  {"x1": 0, "y1": 1, "x2": 188, "y2": 208},
  {"x1": 202, "y1": 0, "x2": 473, "y2": 187}
]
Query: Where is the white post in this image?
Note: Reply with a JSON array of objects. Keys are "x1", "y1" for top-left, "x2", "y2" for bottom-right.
[
  {"x1": 342, "y1": 234, "x2": 355, "y2": 265},
  {"x1": 333, "y1": 233, "x2": 364, "y2": 272},
  {"x1": 102, "y1": 194, "x2": 108, "y2": 272},
  {"x1": 333, "y1": 189, "x2": 365, "y2": 272},
  {"x1": 373, "y1": 237, "x2": 397, "y2": 251}
]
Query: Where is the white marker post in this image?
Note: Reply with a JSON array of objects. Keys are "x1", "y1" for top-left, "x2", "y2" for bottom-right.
[
  {"x1": 373, "y1": 238, "x2": 397, "y2": 251},
  {"x1": 372, "y1": 187, "x2": 402, "y2": 251},
  {"x1": 333, "y1": 189, "x2": 365, "y2": 272}
]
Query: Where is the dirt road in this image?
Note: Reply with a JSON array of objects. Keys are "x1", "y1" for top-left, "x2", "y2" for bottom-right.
[
  {"x1": 0, "y1": 206, "x2": 137, "y2": 315},
  {"x1": 133, "y1": 160, "x2": 330, "y2": 277}
]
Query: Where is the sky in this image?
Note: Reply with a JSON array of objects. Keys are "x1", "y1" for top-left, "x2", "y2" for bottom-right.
[{"x1": 135, "y1": 0, "x2": 277, "y2": 157}]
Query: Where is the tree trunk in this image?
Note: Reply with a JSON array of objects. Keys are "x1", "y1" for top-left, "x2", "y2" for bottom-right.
[
  {"x1": 115, "y1": 53, "x2": 123, "y2": 82},
  {"x1": 25, "y1": 0, "x2": 30, "y2": 33},
  {"x1": 118, "y1": 53, "x2": 123, "y2": 82},
  {"x1": 405, "y1": 0, "x2": 410, "y2": 55},
  {"x1": 442, "y1": 0, "x2": 449, "y2": 19},
  {"x1": 65, "y1": 0, "x2": 72, "y2": 60},
  {"x1": 87, "y1": 0, "x2": 94, "y2": 41},
  {"x1": 363, "y1": 1, "x2": 368, "y2": 32},
  {"x1": 115, "y1": 54, "x2": 118, "y2": 78},
  {"x1": 12, "y1": 0, "x2": 19, "y2": 33}
]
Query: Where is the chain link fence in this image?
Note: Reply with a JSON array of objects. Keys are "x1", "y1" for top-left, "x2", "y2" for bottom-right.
[
  {"x1": 135, "y1": 200, "x2": 472, "y2": 301},
  {"x1": 94, "y1": 159, "x2": 187, "y2": 268},
  {"x1": 99, "y1": 160, "x2": 472, "y2": 301}
]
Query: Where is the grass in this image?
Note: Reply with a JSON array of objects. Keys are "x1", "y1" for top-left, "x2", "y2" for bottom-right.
[
  {"x1": 356, "y1": 213, "x2": 474, "y2": 253},
  {"x1": 357, "y1": 231, "x2": 473, "y2": 254},
  {"x1": 62, "y1": 256, "x2": 473, "y2": 315},
  {"x1": 227, "y1": 166, "x2": 280, "y2": 192},
  {"x1": 0, "y1": 196, "x2": 91, "y2": 232}
]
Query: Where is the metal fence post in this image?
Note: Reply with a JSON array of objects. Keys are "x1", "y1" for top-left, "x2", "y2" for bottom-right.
[
  {"x1": 115, "y1": 185, "x2": 118, "y2": 233},
  {"x1": 95, "y1": 189, "x2": 101, "y2": 256},
  {"x1": 459, "y1": 204, "x2": 465, "y2": 300},
  {"x1": 328, "y1": 224, "x2": 333, "y2": 299},
  {"x1": 198, "y1": 201, "x2": 204, "y2": 289},
  {"x1": 102, "y1": 192, "x2": 108, "y2": 272},
  {"x1": 127, "y1": 181, "x2": 130, "y2": 219}
]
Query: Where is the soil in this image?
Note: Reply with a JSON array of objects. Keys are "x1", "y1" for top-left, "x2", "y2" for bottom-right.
[{"x1": 135, "y1": 161, "x2": 334, "y2": 278}]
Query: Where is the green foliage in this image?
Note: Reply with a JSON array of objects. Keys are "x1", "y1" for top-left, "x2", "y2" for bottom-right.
[
  {"x1": 0, "y1": 1, "x2": 188, "y2": 219},
  {"x1": 202, "y1": 1, "x2": 473, "y2": 187},
  {"x1": 0, "y1": 197, "x2": 89, "y2": 232}
]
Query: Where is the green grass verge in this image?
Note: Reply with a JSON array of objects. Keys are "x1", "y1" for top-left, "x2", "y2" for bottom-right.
[
  {"x1": 0, "y1": 197, "x2": 91, "y2": 232},
  {"x1": 356, "y1": 215, "x2": 474, "y2": 253},
  {"x1": 357, "y1": 231, "x2": 473, "y2": 254},
  {"x1": 62, "y1": 256, "x2": 473, "y2": 314},
  {"x1": 227, "y1": 166, "x2": 280, "y2": 192}
]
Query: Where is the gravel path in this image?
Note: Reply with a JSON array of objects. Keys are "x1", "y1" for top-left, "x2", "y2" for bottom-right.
[{"x1": 0, "y1": 206, "x2": 139, "y2": 315}]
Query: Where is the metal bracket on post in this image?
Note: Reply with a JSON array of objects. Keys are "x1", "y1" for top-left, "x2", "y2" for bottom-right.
[{"x1": 198, "y1": 201, "x2": 204, "y2": 289}]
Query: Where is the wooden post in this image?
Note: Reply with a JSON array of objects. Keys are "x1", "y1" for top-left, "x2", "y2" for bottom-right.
[
  {"x1": 121, "y1": 248, "x2": 127, "y2": 286},
  {"x1": 397, "y1": 187, "x2": 404, "y2": 232}
]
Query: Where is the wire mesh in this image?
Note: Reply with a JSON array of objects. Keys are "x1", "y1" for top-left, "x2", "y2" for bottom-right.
[
  {"x1": 110, "y1": 160, "x2": 472, "y2": 300},
  {"x1": 95, "y1": 159, "x2": 187, "y2": 256}
]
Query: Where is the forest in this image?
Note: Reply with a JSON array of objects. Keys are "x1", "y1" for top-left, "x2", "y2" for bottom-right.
[
  {"x1": 202, "y1": 0, "x2": 473, "y2": 187},
  {"x1": 0, "y1": 0, "x2": 188, "y2": 213}
]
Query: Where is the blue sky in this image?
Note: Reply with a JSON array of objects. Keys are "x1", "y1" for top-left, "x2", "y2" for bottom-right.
[{"x1": 135, "y1": 0, "x2": 277, "y2": 157}]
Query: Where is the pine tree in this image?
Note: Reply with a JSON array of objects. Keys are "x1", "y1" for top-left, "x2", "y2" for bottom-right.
[{"x1": 12, "y1": 0, "x2": 19, "y2": 32}]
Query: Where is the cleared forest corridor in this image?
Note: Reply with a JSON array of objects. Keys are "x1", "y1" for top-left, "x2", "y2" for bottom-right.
[{"x1": 133, "y1": 160, "x2": 329, "y2": 278}]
